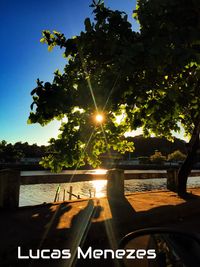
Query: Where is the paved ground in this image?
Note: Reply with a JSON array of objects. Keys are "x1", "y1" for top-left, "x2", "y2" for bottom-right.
[{"x1": 1, "y1": 188, "x2": 200, "y2": 266}]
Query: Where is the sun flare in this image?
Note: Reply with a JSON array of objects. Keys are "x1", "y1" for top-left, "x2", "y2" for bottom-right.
[
  {"x1": 91, "y1": 179, "x2": 107, "y2": 198},
  {"x1": 95, "y1": 114, "x2": 104, "y2": 123}
]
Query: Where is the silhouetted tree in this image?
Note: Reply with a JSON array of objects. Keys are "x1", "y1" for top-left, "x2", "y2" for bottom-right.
[
  {"x1": 168, "y1": 150, "x2": 186, "y2": 162},
  {"x1": 150, "y1": 151, "x2": 166, "y2": 165},
  {"x1": 29, "y1": 1, "x2": 200, "y2": 196}
]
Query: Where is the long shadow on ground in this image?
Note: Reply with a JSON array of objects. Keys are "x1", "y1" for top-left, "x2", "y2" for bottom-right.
[{"x1": 1, "y1": 193, "x2": 200, "y2": 267}]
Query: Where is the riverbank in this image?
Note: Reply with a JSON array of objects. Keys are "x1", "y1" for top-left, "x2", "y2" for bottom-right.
[{"x1": 1, "y1": 188, "x2": 200, "y2": 266}]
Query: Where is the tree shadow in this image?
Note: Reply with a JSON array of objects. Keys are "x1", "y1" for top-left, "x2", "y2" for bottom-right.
[
  {"x1": 178, "y1": 191, "x2": 200, "y2": 200},
  {"x1": 0, "y1": 199, "x2": 104, "y2": 267},
  {"x1": 107, "y1": 196, "x2": 136, "y2": 240},
  {"x1": 76, "y1": 194, "x2": 200, "y2": 266},
  {"x1": 1, "y1": 193, "x2": 200, "y2": 267}
]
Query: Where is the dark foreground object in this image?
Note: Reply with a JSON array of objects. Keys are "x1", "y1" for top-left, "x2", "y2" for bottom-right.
[{"x1": 1, "y1": 188, "x2": 200, "y2": 266}]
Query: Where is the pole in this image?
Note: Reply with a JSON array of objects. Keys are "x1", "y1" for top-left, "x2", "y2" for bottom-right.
[{"x1": 0, "y1": 169, "x2": 20, "y2": 209}]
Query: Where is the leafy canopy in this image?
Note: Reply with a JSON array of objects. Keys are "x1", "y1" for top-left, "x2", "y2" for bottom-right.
[
  {"x1": 29, "y1": 0, "x2": 200, "y2": 171},
  {"x1": 132, "y1": 0, "x2": 200, "y2": 137},
  {"x1": 29, "y1": 1, "x2": 136, "y2": 171}
]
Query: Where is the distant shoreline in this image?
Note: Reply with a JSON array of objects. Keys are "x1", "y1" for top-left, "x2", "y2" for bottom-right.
[{"x1": 1, "y1": 162, "x2": 200, "y2": 172}]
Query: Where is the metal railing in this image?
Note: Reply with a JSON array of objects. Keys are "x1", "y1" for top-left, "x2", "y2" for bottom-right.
[{"x1": 1, "y1": 169, "x2": 200, "y2": 209}]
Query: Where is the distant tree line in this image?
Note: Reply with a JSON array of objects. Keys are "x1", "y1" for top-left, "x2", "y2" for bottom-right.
[
  {"x1": 0, "y1": 140, "x2": 47, "y2": 163},
  {"x1": 126, "y1": 135, "x2": 187, "y2": 158},
  {"x1": 0, "y1": 136, "x2": 189, "y2": 165},
  {"x1": 149, "y1": 150, "x2": 186, "y2": 165}
]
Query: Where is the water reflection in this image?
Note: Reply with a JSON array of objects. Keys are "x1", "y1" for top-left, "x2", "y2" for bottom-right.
[
  {"x1": 19, "y1": 176, "x2": 200, "y2": 207},
  {"x1": 125, "y1": 178, "x2": 166, "y2": 193},
  {"x1": 90, "y1": 180, "x2": 107, "y2": 198}
]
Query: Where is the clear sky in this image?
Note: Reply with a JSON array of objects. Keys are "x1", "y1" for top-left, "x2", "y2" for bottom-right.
[{"x1": 0, "y1": 0, "x2": 140, "y2": 145}]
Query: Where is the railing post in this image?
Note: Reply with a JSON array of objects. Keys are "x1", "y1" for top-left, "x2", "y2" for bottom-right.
[
  {"x1": 0, "y1": 169, "x2": 20, "y2": 209},
  {"x1": 167, "y1": 169, "x2": 178, "y2": 192},
  {"x1": 69, "y1": 186, "x2": 73, "y2": 200},
  {"x1": 106, "y1": 169, "x2": 124, "y2": 199}
]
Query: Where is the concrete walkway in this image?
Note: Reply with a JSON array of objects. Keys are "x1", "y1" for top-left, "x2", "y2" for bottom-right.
[{"x1": 1, "y1": 188, "x2": 200, "y2": 266}]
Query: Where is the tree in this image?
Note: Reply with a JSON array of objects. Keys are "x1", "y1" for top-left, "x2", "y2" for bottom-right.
[
  {"x1": 29, "y1": 0, "x2": 200, "y2": 196},
  {"x1": 0, "y1": 141, "x2": 24, "y2": 163},
  {"x1": 0, "y1": 141, "x2": 48, "y2": 163},
  {"x1": 133, "y1": 0, "x2": 200, "y2": 196},
  {"x1": 0, "y1": 140, "x2": 7, "y2": 162},
  {"x1": 150, "y1": 151, "x2": 166, "y2": 165},
  {"x1": 126, "y1": 135, "x2": 186, "y2": 157},
  {"x1": 168, "y1": 150, "x2": 186, "y2": 163},
  {"x1": 29, "y1": 1, "x2": 135, "y2": 172}
]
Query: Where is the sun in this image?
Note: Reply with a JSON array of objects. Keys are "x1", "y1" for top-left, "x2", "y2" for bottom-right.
[{"x1": 95, "y1": 114, "x2": 104, "y2": 123}]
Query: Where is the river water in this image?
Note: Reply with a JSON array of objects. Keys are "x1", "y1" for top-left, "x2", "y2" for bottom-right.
[{"x1": 19, "y1": 171, "x2": 200, "y2": 207}]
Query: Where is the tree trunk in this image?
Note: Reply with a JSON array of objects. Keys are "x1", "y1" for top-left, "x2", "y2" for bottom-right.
[{"x1": 177, "y1": 117, "x2": 200, "y2": 197}]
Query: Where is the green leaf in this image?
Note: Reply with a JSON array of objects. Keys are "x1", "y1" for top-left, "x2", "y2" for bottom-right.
[
  {"x1": 48, "y1": 44, "x2": 54, "y2": 51},
  {"x1": 40, "y1": 38, "x2": 46, "y2": 43}
]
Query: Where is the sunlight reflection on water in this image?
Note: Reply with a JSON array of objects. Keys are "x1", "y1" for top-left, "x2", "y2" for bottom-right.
[
  {"x1": 19, "y1": 176, "x2": 200, "y2": 207},
  {"x1": 90, "y1": 180, "x2": 107, "y2": 198}
]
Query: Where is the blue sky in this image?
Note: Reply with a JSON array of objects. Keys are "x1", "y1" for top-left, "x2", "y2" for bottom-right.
[{"x1": 0, "y1": 0, "x2": 139, "y2": 145}]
